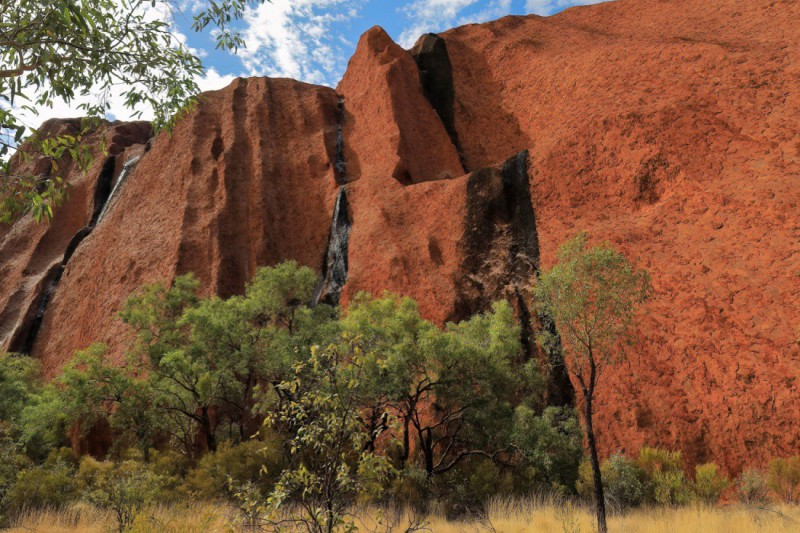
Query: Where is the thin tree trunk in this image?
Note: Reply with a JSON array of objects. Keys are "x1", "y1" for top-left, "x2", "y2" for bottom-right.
[
  {"x1": 584, "y1": 390, "x2": 607, "y2": 533},
  {"x1": 423, "y1": 428, "x2": 434, "y2": 477},
  {"x1": 202, "y1": 407, "x2": 216, "y2": 452},
  {"x1": 401, "y1": 414, "x2": 410, "y2": 469}
]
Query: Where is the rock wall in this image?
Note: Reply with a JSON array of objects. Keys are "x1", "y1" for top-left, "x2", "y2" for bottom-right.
[{"x1": 1, "y1": 0, "x2": 798, "y2": 471}]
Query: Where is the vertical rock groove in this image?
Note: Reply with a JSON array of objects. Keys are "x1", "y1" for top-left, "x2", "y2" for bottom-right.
[
  {"x1": 410, "y1": 33, "x2": 466, "y2": 170},
  {"x1": 334, "y1": 97, "x2": 347, "y2": 182},
  {"x1": 313, "y1": 97, "x2": 351, "y2": 305},
  {"x1": 96, "y1": 155, "x2": 142, "y2": 224},
  {"x1": 312, "y1": 187, "x2": 351, "y2": 306},
  {"x1": 8, "y1": 154, "x2": 140, "y2": 354},
  {"x1": 456, "y1": 149, "x2": 574, "y2": 405}
]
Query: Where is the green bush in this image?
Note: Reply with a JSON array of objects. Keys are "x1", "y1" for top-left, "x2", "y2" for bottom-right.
[
  {"x1": 78, "y1": 457, "x2": 164, "y2": 533},
  {"x1": 603, "y1": 455, "x2": 648, "y2": 510},
  {"x1": 181, "y1": 439, "x2": 281, "y2": 499},
  {"x1": 766, "y1": 456, "x2": 800, "y2": 504},
  {"x1": 433, "y1": 458, "x2": 515, "y2": 518},
  {"x1": 692, "y1": 463, "x2": 730, "y2": 504},
  {"x1": 5, "y1": 457, "x2": 77, "y2": 514},
  {"x1": 576, "y1": 454, "x2": 648, "y2": 511},
  {"x1": 512, "y1": 405, "x2": 583, "y2": 493},
  {"x1": 737, "y1": 468, "x2": 768, "y2": 504},
  {"x1": 637, "y1": 447, "x2": 693, "y2": 506}
]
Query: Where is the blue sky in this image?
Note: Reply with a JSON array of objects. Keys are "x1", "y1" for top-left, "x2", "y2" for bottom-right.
[
  {"x1": 28, "y1": 0, "x2": 609, "y2": 125},
  {"x1": 180, "y1": 0, "x2": 608, "y2": 87}
]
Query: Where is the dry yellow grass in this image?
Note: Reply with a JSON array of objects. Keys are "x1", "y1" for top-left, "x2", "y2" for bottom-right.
[{"x1": 7, "y1": 498, "x2": 800, "y2": 532}]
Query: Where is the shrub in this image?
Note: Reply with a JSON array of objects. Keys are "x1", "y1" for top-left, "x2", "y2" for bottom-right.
[
  {"x1": 766, "y1": 456, "x2": 800, "y2": 504},
  {"x1": 181, "y1": 437, "x2": 283, "y2": 500},
  {"x1": 603, "y1": 455, "x2": 648, "y2": 510},
  {"x1": 512, "y1": 405, "x2": 584, "y2": 493},
  {"x1": 434, "y1": 458, "x2": 515, "y2": 518},
  {"x1": 738, "y1": 468, "x2": 769, "y2": 504},
  {"x1": 0, "y1": 425, "x2": 31, "y2": 524},
  {"x1": 78, "y1": 457, "x2": 164, "y2": 533},
  {"x1": 692, "y1": 463, "x2": 730, "y2": 504},
  {"x1": 637, "y1": 447, "x2": 692, "y2": 506},
  {"x1": 5, "y1": 458, "x2": 77, "y2": 514},
  {"x1": 576, "y1": 455, "x2": 647, "y2": 511}
]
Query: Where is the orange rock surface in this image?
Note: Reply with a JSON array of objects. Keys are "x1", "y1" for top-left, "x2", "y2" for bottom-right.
[
  {"x1": 26, "y1": 78, "x2": 342, "y2": 374},
  {"x1": 1, "y1": 0, "x2": 798, "y2": 471}
]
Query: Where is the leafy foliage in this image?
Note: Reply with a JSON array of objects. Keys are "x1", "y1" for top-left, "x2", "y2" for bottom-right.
[
  {"x1": 263, "y1": 340, "x2": 395, "y2": 532},
  {"x1": 0, "y1": 0, "x2": 269, "y2": 223},
  {"x1": 512, "y1": 405, "x2": 584, "y2": 492},
  {"x1": 693, "y1": 463, "x2": 730, "y2": 504},
  {"x1": 534, "y1": 232, "x2": 652, "y2": 385}
]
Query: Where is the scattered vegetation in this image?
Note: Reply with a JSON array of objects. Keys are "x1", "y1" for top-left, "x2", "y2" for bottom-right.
[
  {"x1": 535, "y1": 232, "x2": 652, "y2": 532},
  {"x1": 0, "y1": 243, "x2": 795, "y2": 531}
]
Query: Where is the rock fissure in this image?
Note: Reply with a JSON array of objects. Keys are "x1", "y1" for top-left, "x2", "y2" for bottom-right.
[
  {"x1": 313, "y1": 97, "x2": 352, "y2": 306},
  {"x1": 312, "y1": 186, "x2": 351, "y2": 306},
  {"x1": 410, "y1": 33, "x2": 466, "y2": 171},
  {"x1": 8, "y1": 153, "x2": 141, "y2": 355},
  {"x1": 96, "y1": 154, "x2": 142, "y2": 224},
  {"x1": 334, "y1": 97, "x2": 347, "y2": 182}
]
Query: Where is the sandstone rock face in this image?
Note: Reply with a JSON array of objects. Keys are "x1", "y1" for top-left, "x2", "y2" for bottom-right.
[
  {"x1": 440, "y1": 0, "x2": 800, "y2": 471},
  {"x1": 26, "y1": 78, "x2": 343, "y2": 374},
  {"x1": 1, "y1": 0, "x2": 798, "y2": 471},
  {"x1": 0, "y1": 119, "x2": 151, "y2": 355},
  {"x1": 337, "y1": 26, "x2": 464, "y2": 185}
]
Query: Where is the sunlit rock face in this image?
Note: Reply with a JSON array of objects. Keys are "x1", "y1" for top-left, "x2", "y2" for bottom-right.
[{"x1": 2, "y1": 0, "x2": 798, "y2": 473}]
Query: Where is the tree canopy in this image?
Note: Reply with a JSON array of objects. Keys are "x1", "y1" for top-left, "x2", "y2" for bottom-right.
[{"x1": 1, "y1": 0, "x2": 267, "y2": 222}]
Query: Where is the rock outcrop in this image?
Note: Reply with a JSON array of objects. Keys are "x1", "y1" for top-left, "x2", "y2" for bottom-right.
[
  {"x1": 22, "y1": 78, "x2": 343, "y2": 375},
  {"x1": 0, "y1": 119, "x2": 151, "y2": 356},
  {"x1": 1, "y1": 0, "x2": 798, "y2": 472}
]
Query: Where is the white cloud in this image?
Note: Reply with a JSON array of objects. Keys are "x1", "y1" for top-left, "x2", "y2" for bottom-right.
[
  {"x1": 10, "y1": 1, "x2": 239, "y2": 129},
  {"x1": 15, "y1": 67, "x2": 236, "y2": 128},
  {"x1": 238, "y1": 0, "x2": 363, "y2": 86},
  {"x1": 398, "y1": 0, "x2": 513, "y2": 48},
  {"x1": 525, "y1": 0, "x2": 609, "y2": 16}
]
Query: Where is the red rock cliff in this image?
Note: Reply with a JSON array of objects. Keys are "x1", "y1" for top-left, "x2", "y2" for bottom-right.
[{"x1": 1, "y1": 0, "x2": 798, "y2": 472}]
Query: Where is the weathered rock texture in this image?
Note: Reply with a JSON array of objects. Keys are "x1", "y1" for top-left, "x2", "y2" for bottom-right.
[
  {"x1": 0, "y1": 119, "x2": 151, "y2": 355},
  {"x1": 1, "y1": 0, "x2": 798, "y2": 472},
  {"x1": 21, "y1": 78, "x2": 343, "y2": 374},
  {"x1": 439, "y1": 0, "x2": 800, "y2": 472}
]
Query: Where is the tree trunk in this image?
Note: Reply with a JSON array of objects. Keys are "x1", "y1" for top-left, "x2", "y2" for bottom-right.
[
  {"x1": 423, "y1": 428, "x2": 434, "y2": 477},
  {"x1": 202, "y1": 407, "x2": 217, "y2": 452},
  {"x1": 401, "y1": 414, "x2": 410, "y2": 469},
  {"x1": 584, "y1": 392, "x2": 607, "y2": 533}
]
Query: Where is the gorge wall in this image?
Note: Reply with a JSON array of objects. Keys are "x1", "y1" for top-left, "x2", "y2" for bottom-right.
[{"x1": 1, "y1": 0, "x2": 798, "y2": 473}]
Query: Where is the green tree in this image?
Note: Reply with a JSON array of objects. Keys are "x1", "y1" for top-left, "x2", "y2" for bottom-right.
[
  {"x1": 0, "y1": 353, "x2": 40, "y2": 425},
  {"x1": 1, "y1": 0, "x2": 269, "y2": 222},
  {"x1": 534, "y1": 233, "x2": 651, "y2": 533},
  {"x1": 263, "y1": 340, "x2": 394, "y2": 533},
  {"x1": 59, "y1": 344, "x2": 160, "y2": 461},
  {"x1": 68, "y1": 262, "x2": 330, "y2": 457},
  {"x1": 0, "y1": 352, "x2": 67, "y2": 460},
  {"x1": 342, "y1": 294, "x2": 523, "y2": 481}
]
